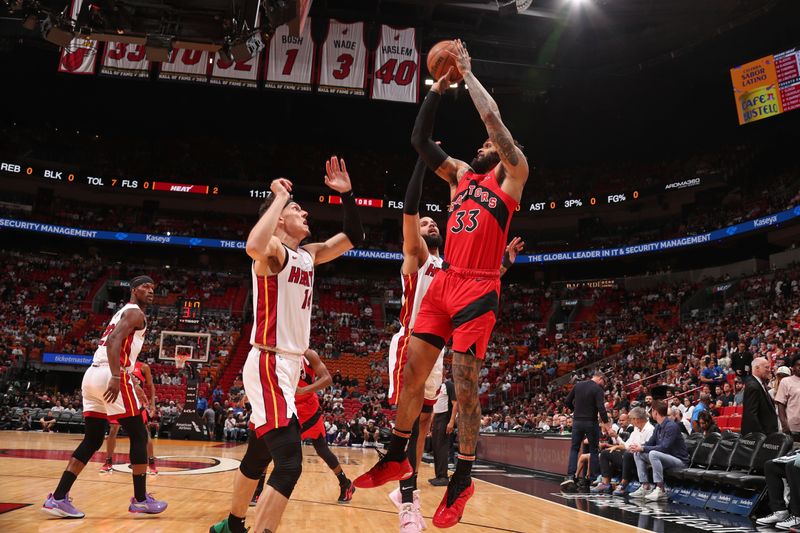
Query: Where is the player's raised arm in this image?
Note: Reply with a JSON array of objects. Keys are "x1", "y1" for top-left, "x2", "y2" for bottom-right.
[
  {"x1": 451, "y1": 40, "x2": 529, "y2": 199},
  {"x1": 410, "y1": 69, "x2": 470, "y2": 192},
  {"x1": 296, "y1": 349, "x2": 332, "y2": 396},
  {"x1": 305, "y1": 156, "x2": 365, "y2": 266},
  {"x1": 102, "y1": 307, "x2": 145, "y2": 403},
  {"x1": 245, "y1": 178, "x2": 293, "y2": 272},
  {"x1": 401, "y1": 157, "x2": 431, "y2": 270}
]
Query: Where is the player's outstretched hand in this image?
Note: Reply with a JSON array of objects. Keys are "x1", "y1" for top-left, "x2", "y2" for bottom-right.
[
  {"x1": 450, "y1": 39, "x2": 471, "y2": 78},
  {"x1": 324, "y1": 156, "x2": 352, "y2": 194},
  {"x1": 431, "y1": 67, "x2": 453, "y2": 94},
  {"x1": 505, "y1": 236, "x2": 525, "y2": 263},
  {"x1": 104, "y1": 376, "x2": 121, "y2": 403},
  {"x1": 270, "y1": 178, "x2": 293, "y2": 196}
]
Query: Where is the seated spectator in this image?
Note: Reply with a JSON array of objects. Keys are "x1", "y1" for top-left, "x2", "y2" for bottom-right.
[
  {"x1": 363, "y1": 419, "x2": 380, "y2": 447},
  {"x1": 691, "y1": 392, "x2": 710, "y2": 432},
  {"x1": 333, "y1": 427, "x2": 350, "y2": 447},
  {"x1": 669, "y1": 407, "x2": 691, "y2": 435},
  {"x1": 17, "y1": 409, "x2": 31, "y2": 431},
  {"x1": 755, "y1": 450, "x2": 800, "y2": 530},
  {"x1": 629, "y1": 400, "x2": 689, "y2": 501},
  {"x1": 349, "y1": 418, "x2": 364, "y2": 447},
  {"x1": 592, "y1": 407, "x2": 654, "y2": 495},
  {"x1": 223, "y1": 411, "x2": 237, "y2": 441},
  {"x1": 733, "y1": 379, "x2": 745, "y2": 405},
  {"x1": 40, "y1": 410, "x2": 57, "y2": 432},
  {"x1": 719, "y1": 382, "x2": 735, "y2": 406}
]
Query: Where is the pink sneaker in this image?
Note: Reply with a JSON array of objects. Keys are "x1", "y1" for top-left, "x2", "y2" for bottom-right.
[{"x1": 389, "y1": 488, "x2": 426, "y2": 530}]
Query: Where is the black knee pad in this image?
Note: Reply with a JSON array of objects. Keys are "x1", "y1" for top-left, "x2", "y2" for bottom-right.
[
  {"x1": 312, "y1": 436, "x2": 340, "y2": 471},
  {"x1": 72, "y1": 417, "x2": 107, "y2": 464},
  {"x1": 265, "y1": 421, "x2": 303, "y2": 498},
  {"x1": 118, "y1": 415, "x2": 148, "y2": 465},
  {"x1": 240, "y1": 430, "x2": 272, "y2": 480}
]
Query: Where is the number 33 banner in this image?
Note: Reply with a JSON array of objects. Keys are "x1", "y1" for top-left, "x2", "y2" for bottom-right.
[
  {"x1": 317, "y1": 20, "x2": 367, "y2": 96},
  {"x1": 371, "y1": 25, "x2": 420, "y2": 104},
  {"x1": 264, "y1": 21, "x2": 315, "y2": 92}
]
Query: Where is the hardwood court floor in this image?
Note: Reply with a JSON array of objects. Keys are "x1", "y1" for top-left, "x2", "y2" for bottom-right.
[{"x1": 0, "y1": 431, "x2": 645, "y2": 533}]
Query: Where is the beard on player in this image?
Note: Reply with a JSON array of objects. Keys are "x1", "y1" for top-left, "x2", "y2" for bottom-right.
[
  {"x1": 423, "y1": 233, "x2": 442, "y2": 251},
  {"x1": 470, "y1": 150, "x2": 501, "y2": 174}
]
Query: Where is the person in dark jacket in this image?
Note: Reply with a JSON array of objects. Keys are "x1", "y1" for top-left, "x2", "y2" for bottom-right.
[
  {"x1": 741, "y1": 357, "x2": 779, "y2": 436},
  {"x1": 561, "y1": 371, "x2": 612, "y2": 493},
  {"x1": 629, "y1": 400, "x2": 689, "y2": 502}
]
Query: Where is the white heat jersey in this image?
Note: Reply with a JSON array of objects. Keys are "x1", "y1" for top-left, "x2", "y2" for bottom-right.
[
  {"x1": 250, "y1": 245, "x2": 314, "y2": 356},
  {"x1": 399, "y1": 254, "x2": 443, "y2": 332},
  {"x1": 93, "y1": 303, "x2": 146, "y2": 371}
]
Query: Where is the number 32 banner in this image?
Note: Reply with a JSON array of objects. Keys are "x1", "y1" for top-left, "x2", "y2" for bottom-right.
[
  {"x1": 371, "y1": 25, "x2": 420, "y2": 104},
  {"x1": 264, "y1": 20, "x2": 315, "y2": 92},
  {"x1": 317, "y1": 20, "x2": 367, "y2": 96}
]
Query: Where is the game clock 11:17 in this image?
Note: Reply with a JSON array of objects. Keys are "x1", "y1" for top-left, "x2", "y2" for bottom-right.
[{"x1": 249, "y1": 189, "x2": 270, "y2": 199}]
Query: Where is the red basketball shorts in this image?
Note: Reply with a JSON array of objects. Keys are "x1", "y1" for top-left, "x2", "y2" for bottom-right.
[{"x1": 412, "y1": 266, "x2": 500, "y2": 360}]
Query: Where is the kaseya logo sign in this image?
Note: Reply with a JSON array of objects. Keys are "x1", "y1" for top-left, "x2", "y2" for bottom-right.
[{"x1": 112, "y1": 456, "x2": 240, "y2": 476}]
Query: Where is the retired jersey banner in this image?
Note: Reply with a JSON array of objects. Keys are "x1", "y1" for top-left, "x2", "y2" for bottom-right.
[
  {"x1": 159, "y1": 49, "x2": 211, "y2": 83},
  {"x1": 210, "y1": 53, "x2": 261, "y2": 88},
  {"x1": 57, "y1": 0, "x2": 99, "y2": 75},
  {"x1": 730, "y1": 56, "x2": 781, "y2": 125},
  {"x1": 317, "y1": 20, "x2": 367, "y2": 96},
  {"x1": 371, "y1": 25, "x2": 420, "y2": 104},
  {"x1": 264, "y1": 21, "x2": 315, "y2": 92},
  {"x1": 101, "y1": 42, "x2": 150, "y2": 78}
]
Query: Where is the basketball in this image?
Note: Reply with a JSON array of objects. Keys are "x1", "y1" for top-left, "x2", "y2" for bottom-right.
[{"x1": 427, "y1": 40, "x2": 462, "y2": 83}]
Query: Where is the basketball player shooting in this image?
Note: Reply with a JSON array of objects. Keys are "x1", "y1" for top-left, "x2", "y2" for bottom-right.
[
  {"x1": 42, "y1": 276, "x2": 167, "y2": 518},
  {"x1": 354, "y1": 39, "x2": 529, "y2": 529},
  {"x1": 210, "y1": 157, "x2": 364, "y2": 533}
]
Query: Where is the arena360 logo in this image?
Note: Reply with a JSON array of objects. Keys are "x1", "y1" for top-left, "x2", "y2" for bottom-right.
[{"x1": 112, "y1": 456, "x2": 240, "y2": 476}]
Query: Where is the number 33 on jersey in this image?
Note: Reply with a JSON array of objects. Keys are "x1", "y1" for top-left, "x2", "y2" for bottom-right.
[
  {"x1": 264, "y1": 21, "x2": 315, "y2": 92},
  {"x1": 371, "y1": 25, "x2": 420, "y2": 104},
  {"x1": 318, "y1": 20, "x2": 368, "y2": 96}
]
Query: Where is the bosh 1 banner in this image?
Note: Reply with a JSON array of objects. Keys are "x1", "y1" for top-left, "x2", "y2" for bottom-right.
[
  {"x1": 264, "y1": 21, "x2": 316, "y2": 92},
  {"x1": 317, "y1": 20, "x2": 368, "y2": 96},
  {"x1": 57, "y1": 0, "x2": 100, "y2": 75}
]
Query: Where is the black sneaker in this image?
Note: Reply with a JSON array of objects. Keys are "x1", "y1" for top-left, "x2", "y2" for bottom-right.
[
  {"x1": 429, "y1": 477, "x2": 449, "y2": 486},
  {"x1": 576, "y1": 478, "x2": 590, "y2": 493},
  {"x1": 338, "y1": 480, "x2": 355, "y2": 503},
  {"x1": 560, "y1": 477, "x2": 576, "y2": 493}
]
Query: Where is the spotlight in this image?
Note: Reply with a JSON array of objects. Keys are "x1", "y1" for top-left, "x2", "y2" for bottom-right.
[
  {"x1": 41, "y1": 14, "x2": 75, "y2": 47},
  {"x1": 229, "y1": 30, "x2": 264, "y2": 62},
  {"x1": 496, "y1": 0, "x2": 534, "y2": 16},
  {"x1": 145, "y1": 34, "x2": 173, "y2": 62}
]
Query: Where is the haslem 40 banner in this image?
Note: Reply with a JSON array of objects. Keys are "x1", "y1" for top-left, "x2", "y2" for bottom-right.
[{"x1": 57, "y1": 0, "x2": 100, "y2": 75}]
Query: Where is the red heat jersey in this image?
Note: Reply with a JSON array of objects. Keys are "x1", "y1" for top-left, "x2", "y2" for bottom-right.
[
  {"x1": 445, "y1": 168, "x2": 518, "y2": 271},
  {"x1": 294, "y1": 357, "x2": 320, "y2": 421}
]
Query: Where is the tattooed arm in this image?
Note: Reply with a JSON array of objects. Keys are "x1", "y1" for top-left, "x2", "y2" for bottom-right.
[{"x1": 451, "y1": 39, "x2": 529, "y2": 201}]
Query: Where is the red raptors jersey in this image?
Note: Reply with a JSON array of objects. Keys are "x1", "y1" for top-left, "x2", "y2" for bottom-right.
[
  {"x1": 445, "y1": 169, "x2": 518, "y2": 271},
  {"x1": 295, "y1": 357, "x2": 320, "y2": 421}
]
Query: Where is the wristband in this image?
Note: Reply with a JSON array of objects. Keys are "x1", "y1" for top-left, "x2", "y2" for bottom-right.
[{"x1": 502, "y1": 252, "x2": 513, "y2": 269}]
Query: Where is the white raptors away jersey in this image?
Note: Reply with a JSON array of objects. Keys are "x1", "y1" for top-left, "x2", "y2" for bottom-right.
[
  {"x1": 93, "y1": 303, "x2": 146, "y2": 371},
  {"x1": 250, "y1": 245, "x2": 314, "y2": 356}
]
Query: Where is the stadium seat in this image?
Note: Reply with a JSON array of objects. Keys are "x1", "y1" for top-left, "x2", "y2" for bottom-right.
[
  {"x1": 719, "y1": 432, "x2": 794, "y2": 490},
  {"x1": 618, "y1": 431, "x2": 630, "y2": 442},
  {"x1": 692, "y1": 433, "x2": 740, "y2": 483},
  {"x1": 666, "y1": 432, "x2": 721, "y2": 481},
  {"x1": 699, "y1": 432, "x2": 765, "y2": 484},
  {"x1": 56, "y1": 412, "x2": 72, "y2": 432},
  {"x1": 684, "y1": 432, "x2": 704, "y2": 457}
]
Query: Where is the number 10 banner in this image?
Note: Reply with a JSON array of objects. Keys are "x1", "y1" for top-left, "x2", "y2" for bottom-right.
[
  {"x1": 264, "y1": 20, "x2": 315, "y2": 92},
  {"x1": 371, "y1": 25, "x2": 420, "y2": 104},
  {"x1": 317, "y1": 20, "x2": 367, "y2": 96}
]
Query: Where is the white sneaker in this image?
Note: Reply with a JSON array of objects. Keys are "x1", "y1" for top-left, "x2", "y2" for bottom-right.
[
  {"x1": 399, "y1": 503, "x2": 422, "y2": 533},
  {"x1": 629, "y1": 485, "x2": 651, "y2": 499},
  {"x1": 389, "y1": 488, "x2": 425, "y2": 530},
  {"x1": 644, "y1": 486, "x2": 668, "y2": 502},
  {"x1": 776, "y1": 515, "x2": 800, "y2": 530},
  {"x1": 757, "y1": 510, "x2": 790, "y2": 525}
]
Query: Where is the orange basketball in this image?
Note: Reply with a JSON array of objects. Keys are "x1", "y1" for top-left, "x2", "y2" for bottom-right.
[{"x1": 427, "y1": 40, "x2": 462, "y2": 83}]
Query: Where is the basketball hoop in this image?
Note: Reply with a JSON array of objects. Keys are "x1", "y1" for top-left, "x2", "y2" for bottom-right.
[{"x1": 175, "y1": 353, "x2": 191, "y2": 370}]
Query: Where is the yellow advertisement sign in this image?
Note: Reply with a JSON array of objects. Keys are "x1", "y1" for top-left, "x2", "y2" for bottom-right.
[{"x1": 730, "y1": 56, "x2": 783, "y2": 124}]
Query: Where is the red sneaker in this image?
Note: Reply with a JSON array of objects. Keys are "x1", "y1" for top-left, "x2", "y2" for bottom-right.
[
  {"x1": 432, "y1": 480, "x2": 474, "y2": 528},
  {"x1": 353, "y1": 458, "x2": 413, "y2": 489}
]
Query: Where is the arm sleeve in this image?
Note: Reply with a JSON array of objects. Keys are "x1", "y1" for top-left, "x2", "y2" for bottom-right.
[
  {"x1": 597, "y1": 387, "x2": 609, "y2": 423},
  {"x1": 340, "y1": 191, "x2": 365, "y2": 246},
  {"x1": 410, "y1": 91, "x2": 448, "y2": 171},
  {"x1": 403, "y1": 158, "x2": 427, "y2": 215}
]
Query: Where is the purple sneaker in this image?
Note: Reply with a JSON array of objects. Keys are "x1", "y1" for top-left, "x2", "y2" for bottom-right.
[
  {"x1": 590, "y1": 483, "x2": 612, "y2": 494},
  {"x1": 128, "y1": 493, "x2": 168, "y2": 514},
  {"x1": 42, "y1": 493, "x2": 85, "y2": 518}
]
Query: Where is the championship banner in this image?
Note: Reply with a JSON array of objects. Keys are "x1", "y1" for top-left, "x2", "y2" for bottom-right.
[
  {"x1": 159, "y1": 49, "x2": 211, "y2": 83},
  {"x1": 730, "y1": 56, "x2": 781, "y2": 125},
  {"x1": 264, "y1": 21, "x2": 315, "y2": 92},
  {"x1": 371, "y1": 25, "x2": 420, "y2": 104},
  {"x1": 101, "y1": 42, "x2": 150, "y2": 79},
  {"x1": 57, "y1": 0, "x2": 100, "y2": 75},
  {"x1": 317, "y1": 20, "x2": 367, "y2": 96},
  {"x1": 209, "y1": 52, "x2": 261, "y2": 88}
]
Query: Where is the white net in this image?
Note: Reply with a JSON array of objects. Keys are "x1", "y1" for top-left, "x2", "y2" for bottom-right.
[{"x1": 159, "y1": 331, "x2": 210, "y2": 364}]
